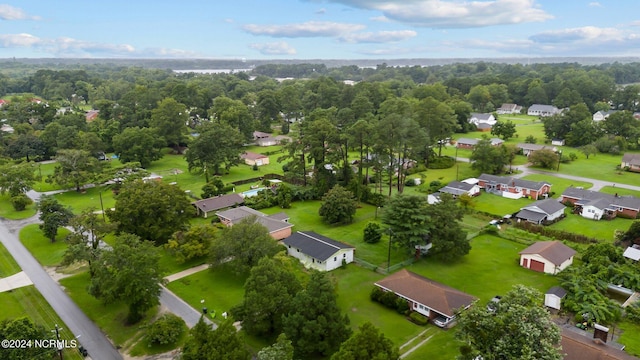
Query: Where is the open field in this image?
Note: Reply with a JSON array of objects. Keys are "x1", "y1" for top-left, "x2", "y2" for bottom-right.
[
  {"x1": 472, "y1": 192, "x2": 534, "y2": 216},
  {"x1": 618, "y1": 321, "x2": 640, "y2": 356},
  {"x1": 599, "y1": 185, "x2": 640, "y2": 198},
  {"x1": 0, "y1": 285, "x2": 84, "y2": 360},
  {"x1": 53, "y1": 186, "x2": 116, "y2": 214}
]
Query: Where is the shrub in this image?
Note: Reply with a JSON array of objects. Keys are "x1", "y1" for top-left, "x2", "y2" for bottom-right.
[
  {"x1": 363, "y1": 222, "x2": 382, "y2": 244},
  {"x1": 405, "y1": 178, "x2": 417, "y2": 187},
  {"x1": 524, "y1": 135, "x2": 537, "y2": 144},
  {"x1": 146, "y1": 314, "x2": 186, "y2": 346},
  {"x1": 428, "y1": 156, "x2": 455, "y2": 169},
  {"x1": 396, "y1": 297, "x2": 409, "y2": 314},
  {"x1": 10, "y1": 194, "x2": 32, "y2": 211},
  {"x1": 409, "y1": 312, "x2": 429, "y2": 325}
]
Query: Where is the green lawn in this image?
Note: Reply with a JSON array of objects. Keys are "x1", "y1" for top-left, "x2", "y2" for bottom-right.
[
  {"x1": 554, "y1": 152, "x2": 640, "y2": 186},
  {"x1": 19, "y1": 224, "x2": 71, "y2": 266},
  {"x1": 53, "y1": 186, "x2": 116, "y2": 214},
  {"x1": 158, "y1": 251, "x2": 207, "y2": 277},
  {"x1": 165, "y1": 265, "x2": 248, "y2": 319},
  {"x1": 473, "y1": 193, "x2": 535, "y2": 216},
  {"x1": 0, "y1": 242, "x2": 21, "y2": 277},
  {"x1": 32, "y1": 161, "x2": 60, "y2": 192},
  {"x1": 618, "y1": 321, "x2": 640, "y2": 357},
  {"x1": 59, "y1": 271, "x2": 160, "y2": 352},
  {"x1": 331, "y1": 264, "x2": 425, "y2": 347},
  {"x1": 599, "y1": 185, "x2": 640, "y2": 198},
  {"x1": 0, "y1": 285, "x2": 84, "y2": 360},
  {"x1": 0, "y1": 194, "x2": 37, "y2": 220},
  {"x1": 402, "y1": 329, "x2": 461, "y2": 360},
  {"x1": 408, "y1": 234, "x2": 560, "y2": 303},
  {"x1": 548, "y1": 213, "x2": 633, "y2": 241}
]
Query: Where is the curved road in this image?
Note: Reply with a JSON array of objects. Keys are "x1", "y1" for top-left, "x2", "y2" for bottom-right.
[{"x1": 0, "y1": 217, "x2": 123, "y2": 360}]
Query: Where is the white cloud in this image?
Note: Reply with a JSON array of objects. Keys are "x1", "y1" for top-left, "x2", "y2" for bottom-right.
[
  {"x1": 0, "y1": 4, "x2": 40, "y2": 20},
  {"x1": 339, "y1": 30, "x2": 417, "y2": 43},
  {"x1": 315, "y1": 7, "x2": 327, "y2": 14},
  {"x1": 243, "y1": 21, "x2": 365, "y2": 37},
  {"x1": 530, "y1": 26, "x2": 626, "y2": 44},
  {"x1": 588, "y1": 2, "x2": 602, "y2": 7},
  {"x1": 249, "y1": 41, "x2": 297, "y2": 55},
  {"x1": 370, "y1": 15, "x2": 390, "y2": 22},
  {"x1": 327, "y1": 0, "x2": 552, "y2": 28},
  {"x1": 0, "y1": 32, "x2": 198, "y2": 58}
]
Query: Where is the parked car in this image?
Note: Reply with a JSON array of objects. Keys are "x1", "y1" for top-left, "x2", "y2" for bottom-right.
[
  {"x1": 433, "y1": 315, "x2": 449, "y2": 328},
  {"x1": 487, "y1": 295, "x2": 502, "y2": 313}
]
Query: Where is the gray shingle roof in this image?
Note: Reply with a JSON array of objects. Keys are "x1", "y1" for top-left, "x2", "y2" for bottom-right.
[
  {"x1": 622, "y1": 153, "x2": 640, "y2": 166},
  {"x1": 216, "y1": 206, "x2": 292, "y2": 233},
  {"x1": 546, "y1": 286, "x2": 567, "y2": 298},
  {"x1": 282, "y1": 231, "x2": 354, "y2": 261},
  {"x1": 440, "y1": 181, "x2": 475, "y2": 196},
  {"x1": 562, "y1": 187, "x2": 640, "y2": 211},
  {"x1": 192, "y1": 193, "x2": 244, "y2": 213},
  {"x1": 515, "y1": 209, "x2": 548, "y2": 222},
  {"x1": 529, "y1": 104, "x2": 559, "y2": 113},
  {"x1": 522, "y1": 198, "x2": 565, "y2": 216},
  {"x1": 478, "y1": 174, "x2": 550, "y2": 191}
]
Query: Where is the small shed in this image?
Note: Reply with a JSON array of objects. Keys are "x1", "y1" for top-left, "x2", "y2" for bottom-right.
[
  {"x1": 519, "y1": 241, "x2": 576, "y2": 275},
  {"x1": 545, "y1": 286, "x2": 567, "y2": 310},
  {"x1": 623, "y1": 246, "x2": 640, "y2": 261}
]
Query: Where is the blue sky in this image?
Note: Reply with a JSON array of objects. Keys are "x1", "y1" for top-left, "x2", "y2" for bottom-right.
[{"x1": 1, "y1": 0, "x2": 640, "y2": 59}]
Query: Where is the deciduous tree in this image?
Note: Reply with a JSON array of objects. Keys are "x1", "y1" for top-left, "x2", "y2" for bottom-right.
[
  {"x1": 62, "y1": 208, "x2": 116, "y2": 277},
  {"x1": 0, "y1": 317, "x2": 51, "y2": 360},
  {"x1": 529, "y1": 149, "x2": 559, "y2": 169},
  {"x1": 257, "y1": 334, "x2": 294, "y2": 360},
  {"x1": 331, "y1": 322, "x2": 399, "y2": 360},
  {"x1": 319, "y1": 185, "x2": 357, "y2": 224},
  {"x1": 112, "y1": 127, "x2": 165, "y2": 168},
  {"x1": 209, "y1": 217, "x2": 280, "y2": 274},
  {"x1": 48, "y1": 149, "x2": 102, "y2": 192},
  {"x1": 426, "y1": 194, "x2": 470, "y2": 261},
  {"x1": 38, "y1": 195, "x2": 73, "y2": 242},
  {"x1": 0, "y1": 163, "x2": 36, "y2": 210},
  {"x1": 490, "y1": 120, "x2": 517, "y2": 140},
  {"x1": 149, "y1": 97, "x2": 189, "y2": 150},
  {"x1": 181, "y1": 318, "x2": 250, "y2": 360},
  {"x1": 166, "y1": 224, "x2": 216, "y2": 263},
  {"x1": 470, "y1": 138, "x2": 508, "y2": 175},
  {"x1": 381, "y1": 194, "x2": 431, "y2": 252},
  {"x1": 456, "y1": 285, "x2": 562, "y2": 360},
  {"x1": 185, "y1": 122, "x2": 245, "y2": 181},
  {"x1": 108, "y1": 180, "x2": 192, "y2": 245},
  {"x1": 89, "y1": 233, "x2": 163, "y2": 324}
]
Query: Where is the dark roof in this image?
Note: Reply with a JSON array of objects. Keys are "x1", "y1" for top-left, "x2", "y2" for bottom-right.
[
  {"x1": 440, "y1": 181, "x2": 475, "y2": 196},
  {"x1": 478, "y1": 174, "x2": 550, "y2": 191},
  {"x1": 470, "y1": 112, "x2": 494, "y2": 121},
  {"x1": 546, "y1": 286, "x2": 567, "y2": 298},
  {"x1": 517, "y1": 143, "x2": 552, "y2": 151},
  {"x1": 515, "y1": 209, "x2": 548, "y2": 222},
  {"x1": 477, "y1": 122, "x2": 492, "y2": 129},
  {"x1": 282, "y1": 231, "x2": 354, "y2": 261},
  {"x1": 456, "y1": 137, "x2": 478, "y2": 145},
  {"x1": 561, "y1": 328, "x2": 638, "y2": 360},
  {"x1": 562, "y1": 188, "x2": 640, "y2": 211},
  {"x1": 267, "y1": 212, "x2": 290, "y2": 221},
  {"x1": 522, "y1": 198, "x2": 565, "y2": 216},
  {"x1": 193, "y1": 193, "x2": 244, "y2": 213},
  {"x1": 622, "y1": 153, "x2": 640, "y2": 166},
  {"x1": 519, "y1": 241, "x2": 577, "y2": 266},
  {"x1": 375, "y1": 269, "x2": 476, "y2": 318}
]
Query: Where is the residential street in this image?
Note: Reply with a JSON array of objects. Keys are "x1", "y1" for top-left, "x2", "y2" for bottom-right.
[{"x1": 0, "y1": 217, "x2": 123, "y2": 360}]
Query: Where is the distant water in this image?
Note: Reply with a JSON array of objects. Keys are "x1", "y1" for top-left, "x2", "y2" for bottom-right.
[{"x1": 173, "y1": 69, "x2": 252, "y2": 74}]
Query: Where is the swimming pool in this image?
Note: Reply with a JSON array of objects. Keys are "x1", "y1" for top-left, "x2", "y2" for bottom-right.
[{"x1": 241, "y1": 187, "x2": 267, "y2": 198}]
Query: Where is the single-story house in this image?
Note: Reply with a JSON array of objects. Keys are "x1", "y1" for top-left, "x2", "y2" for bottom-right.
[
  {"x1": 192, "y1": 193, "x2": 244, "y2": 218},
  {"x1": 252, "y1": 131, "x2": 291, "y2": 146},
  {"x1": 517, "y1": 143, "x2": 557, "y2": 156},
  {"x1": 561, "y1": 187, "x2": 640, "y2": 220},
  {"x1": 282, "y1": 231, "x2": 355, "y2": 272},
  {"x1": 592, "y1": 110, "x2": 617, "y2": 122},
  {"x1": 623, "y1": 245, "x2": 640, "y2": 261},
  {"x1": 545, "y1": 286, "x2": 567, "y2": 310},
  {"x1": 85, "y1": 110, "x2": 99, "y2": 122},
  {"x1": 456, "y1": 137, "x2": 503, "y2": 149},
  {"x1": 439, "y1": 181, "x2": 481, "y2": 197},
  {"x1": 374, "y1": 269, "x2": 476, "y2": 328},
  {"x1": 468, "y1": 113, "x2": 496, "y2": 131},
  {"x1": 496, "y1": 103, "x2": 522, "y2": 115},
  {"x1": 216, "y1": 206, "x2": 293, "y2": 240},
  {"x1": 515, "y1": 198, "x2": 565, "y2": 225},
  {"x1": 561, "y1": 328, "x2": 638, "y2": 360},
  {"x1": 478, "y1": 173, "x2": 551, "y2": 200},
  {"x1": 519, "y1": 241, "x2": 576, "y2": 275},
  {"x1": 621, "y1": 153, "x2": 640, "y2": 172},
  {"x1": 527, "y1": 104, "x2": 560, "y2": 117},
  {"x1": 241, "y1": 151, "x2": 270, "y2": 166}
]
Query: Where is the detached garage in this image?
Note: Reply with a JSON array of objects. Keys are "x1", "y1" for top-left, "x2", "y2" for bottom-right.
[{"x1": 519, "y1": 241, "x2": 576, "y2": 275}]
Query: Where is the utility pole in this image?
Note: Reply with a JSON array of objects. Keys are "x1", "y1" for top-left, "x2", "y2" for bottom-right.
[{"x1": 51, "y1": 324, "x2": 63, "y2": 360}]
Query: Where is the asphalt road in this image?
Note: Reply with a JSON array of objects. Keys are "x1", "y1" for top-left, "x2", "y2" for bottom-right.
[{"x1": 0, "y1": 219, "x2": 123, "y2": 360}]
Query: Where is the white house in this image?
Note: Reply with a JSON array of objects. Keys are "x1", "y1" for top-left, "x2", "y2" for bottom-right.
[
  {"x1": 515, "y1": 198, "x2": 565, "y2": 225},
  {"x1": 527, "y1": 104, "x2": 560, "y2": 117},
  {"x1": 592, "y1": 110, "x2": 617, "y2": 122},
  {"x1": 282, "y1": 231, "x2": 354, "y2": 272},
  {"x1": 439, "y1": 181, "x2": 481, "y2": 197},
  {"x1": 468, "y1": 113, "x2": 496, "y2": 130},
  {"x1": 545, "y1": 286, "x2": 567, "y2": 310},
  {"x1": 519, "y1": 241, "x2": 576, "y2": 275},
  {"x1": 496, "y1": 103, "x2": 522, "y2": 114}
]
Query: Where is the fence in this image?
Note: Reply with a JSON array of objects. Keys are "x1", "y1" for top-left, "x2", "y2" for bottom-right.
[{"x1": 353, "y1": 257, "x2": 415, "y2": 274}]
